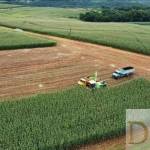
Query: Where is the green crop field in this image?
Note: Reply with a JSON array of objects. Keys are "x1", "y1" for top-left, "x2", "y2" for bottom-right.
[
  {"x1": 0, "y1": 28, "x2": 56, "y2": 50},
  {"x1": 0, "y1": 5, "x2": 149, "y2": 55},
  {"x1": 0, "y1": 78, "x2": 150, "y2": 150}
]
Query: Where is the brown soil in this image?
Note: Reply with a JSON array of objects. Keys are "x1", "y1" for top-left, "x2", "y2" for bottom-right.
[
  {"x1": 0, "y1": 26, "x2": 150, "y2": 149},
  {"x1": 0, "y1": 27, "x2": 149, "y2": 100},
  {"x1": 76, "y1": 135, "x2": 125, "y2": 150}
]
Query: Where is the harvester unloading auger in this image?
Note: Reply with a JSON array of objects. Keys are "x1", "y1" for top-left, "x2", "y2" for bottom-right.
[{"x1": 78, "y1": 71, "x2": 107, "y2": 89}]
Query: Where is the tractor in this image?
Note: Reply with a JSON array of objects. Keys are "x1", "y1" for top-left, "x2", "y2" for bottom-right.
[{"x1": 78, "y1": 71, "x2": 107, "y2": 89}]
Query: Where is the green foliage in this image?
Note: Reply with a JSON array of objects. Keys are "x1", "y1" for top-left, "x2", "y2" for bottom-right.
[
  {"x1": 0, "y1": 78, "x2": 150, "y2": 149},
  {"x1": 0, "y1": 28, "x2": 56, "y2": 50},
  {"x1": 79, "y1": 6, "x2": 150, "y2": 22}
]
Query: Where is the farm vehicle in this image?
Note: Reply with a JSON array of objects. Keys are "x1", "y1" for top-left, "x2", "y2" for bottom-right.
[
  {"x1": 78, "y1": 72, "x2": 107, "y2": 89},
  {"x1": 112, "y1": 66, "x2": 135, "y2": 79},
  {"x1": 78, "y1": 66, "x2": 135, "y2": 89}
]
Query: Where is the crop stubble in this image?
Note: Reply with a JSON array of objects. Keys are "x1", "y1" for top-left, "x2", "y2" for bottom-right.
[{"x1": 0, "y1": 33, "x2": 150, "y2": 100}]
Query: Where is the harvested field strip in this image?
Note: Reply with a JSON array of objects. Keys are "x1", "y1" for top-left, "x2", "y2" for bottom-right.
[
  {"x1": 0, "y1": 77, "x2": 138, "y2": 100},
  {"x1": 0, "y1": 68, "x2": 112, "y2": 85},
  {"x1": 0, "y1": 62, "x2": 83, "y2": 76},
  {"x1": 0, "y1": 69, "x2": 117, "y2": 91},
  {"x1": 0, "y1": 79, "x2": 75, "y2": 98},
  {"x1": 0, "y1": 68, "x2": 98, "y2": 90},
  {"x1": 0, "y1": 30, "x2": 150, "y2": 100},
  {"x1": 0, "y1": 63, "x2": 136, "y2": 85},
  {"x1": 0, "y1": 70, "x2": 145, "y2": 100},
  {"x1": 88, "y1": 47, "x2": 150, "y2": 68}
]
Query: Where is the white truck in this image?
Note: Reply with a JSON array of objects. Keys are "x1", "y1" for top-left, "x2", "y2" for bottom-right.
[{"x1": 112, "y1": 66, "x2": 135, "y2": 79}]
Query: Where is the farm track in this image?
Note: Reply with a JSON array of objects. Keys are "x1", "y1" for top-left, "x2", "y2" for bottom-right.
[
  {"x1": 0, "y1": 26, "x2": 150, "y2": 100},
  {"x1": 76, "y1": 135, "x2": 125, "y2": 150}
]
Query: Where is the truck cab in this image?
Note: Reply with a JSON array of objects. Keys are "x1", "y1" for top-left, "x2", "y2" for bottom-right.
[{"x1": 112, "y1": 70, "x2": 125, "y2": 79}]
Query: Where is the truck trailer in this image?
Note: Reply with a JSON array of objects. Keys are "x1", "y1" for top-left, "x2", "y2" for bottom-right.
[{"x1": 112, "y1": 66, "x2": 135, "y2": 79}]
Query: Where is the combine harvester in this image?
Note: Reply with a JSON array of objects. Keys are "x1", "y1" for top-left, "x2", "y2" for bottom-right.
[{"x1": 78, "y1": 71, "x2": 107, "y2": 89}]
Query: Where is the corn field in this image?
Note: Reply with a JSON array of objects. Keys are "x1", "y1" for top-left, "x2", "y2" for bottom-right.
[
  {"x1": 0, "y1": 28, "x2": 56, "y2": 50},
  {"x1": 0, "y1": 78, "x2": 150, "y2": 150}
]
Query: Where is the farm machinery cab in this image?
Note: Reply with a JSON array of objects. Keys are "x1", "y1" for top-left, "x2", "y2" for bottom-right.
[{"x1": 78, "y1": 72, "x2": 107, "y2": 89}]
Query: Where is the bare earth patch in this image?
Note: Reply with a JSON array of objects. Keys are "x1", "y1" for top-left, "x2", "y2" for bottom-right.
[
  {"x1": 0, "y1": 27, "x2": 150, "y2": 149},
  {"x1": 0, "y1": 29, "x2": 149, "y2": 101},
  {"x1": 76, "y1": 135, "x2": 125, "y2": 150}
]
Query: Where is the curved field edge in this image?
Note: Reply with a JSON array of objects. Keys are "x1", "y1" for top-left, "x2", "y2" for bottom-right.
[
  {"x1": 0, "y1": 78, "x2": 150, "y2": 150},
  {"x1": 0, "y1": 21, "x2": 149, "y2": 55},
  {"x1": 0, "y1": 28, "x2": 57, "y2": 50},
  {"x1": 0, "y1": 5, "x2": 149, "y2": 55}
]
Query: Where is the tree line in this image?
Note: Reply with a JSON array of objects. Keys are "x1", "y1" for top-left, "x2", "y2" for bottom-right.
[{"x1": 79, "y1": 5, "x2": 150, "y2": 22}]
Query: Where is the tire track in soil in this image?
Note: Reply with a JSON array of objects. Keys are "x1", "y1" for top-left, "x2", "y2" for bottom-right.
[{"x1": 0, "y1": 27, "x2": 149, "y2": 100}]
